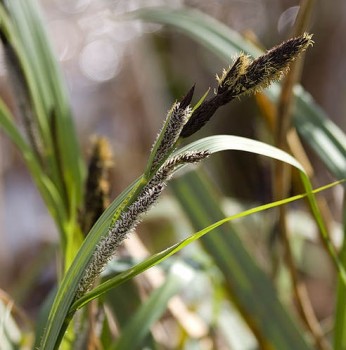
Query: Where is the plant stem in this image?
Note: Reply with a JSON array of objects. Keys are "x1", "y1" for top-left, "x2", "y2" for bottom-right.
[{"x1": 273, "y1": 1, "x2": 330, "y2": 349}]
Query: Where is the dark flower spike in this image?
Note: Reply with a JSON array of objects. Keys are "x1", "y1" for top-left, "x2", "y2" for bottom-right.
[
  {"x1": 232, "y1": 33, "x2": 313, "y2": 97},
  {"x1": 76, "y1": 182, "x2": 166, "y2": 298},
  {"x1": 180, "y1": 33, "x2": 313, "y2": 138},
  {"x1": 179, "y1": 84, "x2": 195, "y2": 109},
  {"x1": 216, "y1": 54, "x2": 250, "y2": 95},
  {"x1": 80, "y1": 137, "x2": 112, "y2": 234}
]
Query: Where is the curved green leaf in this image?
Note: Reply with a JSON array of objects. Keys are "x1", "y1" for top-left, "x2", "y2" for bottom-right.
[{"x1": 175, "y1": 135, "x2": 303, "y2": 171}]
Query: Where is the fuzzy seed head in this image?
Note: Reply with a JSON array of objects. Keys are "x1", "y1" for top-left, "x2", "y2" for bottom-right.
[
  {"x1": 81, "y1": 137, "x2": 113, "y2": 234},
  {"x1": 149, "y1": 150, "x2": 210, "y2": 187},
  {"x1": 216, "y1": 54, "x2": 251, "y2": 95},
  {"x1": 231, "y1": 33, "x2": 314, "y2": 97},
  {"x1": 151, "y1": 102, "x2": 192, "y2": 169},
  {"x1": 76, "y1": 183, "x2": 165, "y2": 298},
  {"x1": 180, "y1": 33, "x2": 313, "y2": 138}
]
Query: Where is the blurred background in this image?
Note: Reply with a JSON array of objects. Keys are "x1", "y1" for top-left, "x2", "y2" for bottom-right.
[{"x1": 0, "y1": 0, "x2": 345, "y2": 338}]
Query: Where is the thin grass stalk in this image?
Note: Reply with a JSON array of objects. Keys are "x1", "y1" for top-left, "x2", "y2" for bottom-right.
[
  {"x1": 333, "y1": 189, "x2": 346, "y2": 349},
  {"x1": 279, "y1": 210, "x2": 331, "y2": 350},
  {"x1": 273, "y1": 1, "x2": 330, "y2": 349},
  {"x1": 0, "y1": 289, "x2": 33, "y2": 330},
  {"x1": 275, "y1": 0, "x2": 315, "y2": 144}
]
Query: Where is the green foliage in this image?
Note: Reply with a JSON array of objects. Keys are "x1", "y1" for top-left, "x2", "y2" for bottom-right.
[
  {"x1": 0, "y1": 0, "x2": 85, "y2": 264},
  {"x1": 0, "y1": 2, "x2": 345, "y2": 350}
]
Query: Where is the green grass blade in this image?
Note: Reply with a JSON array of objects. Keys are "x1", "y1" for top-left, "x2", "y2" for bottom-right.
[
  {"x1": 0, "y1": 100, "x2": 67, "y2": 229},
  {"x1": 133, "y1": 7, "x2": 346, "y2": 180},
  {"x1": 33, "y1": 288, "x2": 56, "y2": 350},
  {"x1": 113, "y1": 262, "x2": 194, "y2": 350},
  {"x1": 0, "y1": 3, "x2": 58, "y2": 180},
  {"x1": 175, "y1": 135, "x2": 345, "y2": 281},
  {"x1": 19, "y1": 0, "x2": 85, "y2": 208},
  {"x1": 335, "y1": 251, "x2": 346, "y2": 349},
  {"x1": 294, "y1": 87, "x2": 346, "y2": 179},
  {"x1": 3, "y1": 0, "x2": 52, "y2": 111},
  {"x1": 333, "y1": 193, "x2": 346, "y2": 349},
  {"x1": 192, "y1": 87, "x2": 210, "y2": 112},
  {"x1": 175, "y1": 134, "x2": 304, "y2": 171},
  {"x1": 128, "y1": 7, "x2": 260, "y2": 59},
  {"x1": 2, "y1": 0, "x2": 85, "y2": 214}
]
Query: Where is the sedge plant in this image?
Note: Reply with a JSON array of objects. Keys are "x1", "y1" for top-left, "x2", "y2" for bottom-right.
[{"x1": 0, "y1": 1, "x2": 345, "y2": 349}]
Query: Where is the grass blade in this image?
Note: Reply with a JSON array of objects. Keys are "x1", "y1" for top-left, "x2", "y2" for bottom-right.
[
  {"x1": 333, "y1": 192, "x2": 346, "y2": 349},
  {"x1": 0, "y1": 100, "x2": 67, "y2": 228},
  {"x1": 113, "y1": 261, "x2": 194, "y2": 350},
  {"x1": 1, "y1": 0, "x2": 85, "y2": 224}
]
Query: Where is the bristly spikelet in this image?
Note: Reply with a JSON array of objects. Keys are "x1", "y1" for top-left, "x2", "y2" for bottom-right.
[
  {"x1": 151, "y1": 102, "x2": 192, "y2": 170},
  {"x1": 149, "y1": 150, "x2": 210, "y2": 186},
  {"x1": 161, "y1": 150, "x2": 210, "y2": 172},
  {"x1": 180, "y1": 33, "x2": 313, "y2": 138},
  {"x1": 216, "y1": 54, "x2": 251, "y2": 95},
  {"x1": 76, "y1": 182, "x2": 165, "y2": 298},
  {"x1": 233, "y1": 32, "x2": 314, "y2": 97}
]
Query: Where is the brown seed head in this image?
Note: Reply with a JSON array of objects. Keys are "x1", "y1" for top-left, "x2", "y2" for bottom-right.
[{"x1": 180, "y1": 33, "x2": 313, "y2": 138}]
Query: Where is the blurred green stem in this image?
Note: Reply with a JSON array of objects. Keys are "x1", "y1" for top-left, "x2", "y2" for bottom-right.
[
  {"x1": 273, "y1": 0, "x2": 330, "y2": 349},
  {"x1": 334, "y1": 190, "x2": 346, "y2": 350}
]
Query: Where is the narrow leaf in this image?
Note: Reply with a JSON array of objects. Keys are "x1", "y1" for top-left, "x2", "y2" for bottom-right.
[{"x1": 113, "y1": 262, "x2": 194, "y2": 350}]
